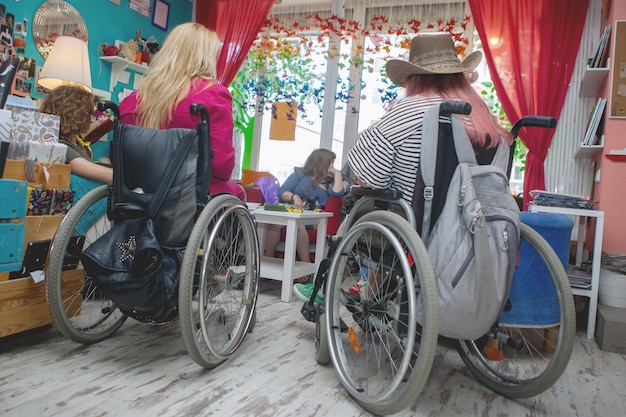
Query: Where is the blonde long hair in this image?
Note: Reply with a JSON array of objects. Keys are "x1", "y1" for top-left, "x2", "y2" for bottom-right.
[{"x1": 135, "y1": 22, "x2": 221, "y2": 129}]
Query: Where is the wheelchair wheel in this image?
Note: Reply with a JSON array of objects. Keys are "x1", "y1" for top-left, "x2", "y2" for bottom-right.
[
  {"x1": 325, "y1": 211, "x2": 438, "y2": 415},
  {"x1": 46, "y1": 185, "x2": 127, "y2": 343},
  {"x1": 179, "y1": 194, "x2": 260, "y2": 368},
  {"x1": 457, "y1": 222, "x2": 576, "y2": 397}
]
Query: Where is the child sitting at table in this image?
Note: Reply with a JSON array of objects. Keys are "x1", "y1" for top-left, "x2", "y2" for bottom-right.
[{"x1": 264, "y1": 148, "x2": 346, "y2": 263}]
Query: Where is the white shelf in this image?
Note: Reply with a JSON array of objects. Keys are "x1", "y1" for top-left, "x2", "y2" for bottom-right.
[
  {"x1": 259, "y1": 256, "x2": 317, "y2": 280},
  {"x1": 99, "y1": 56, "x2": 148, "y2": 91},
  {"x1": 574, "y1": 135, "x2": 604, "y2": 159},
  {"x1": 530, "y1": 205, "x2": 604, "y2": 339},
  {"x1": 579, "y1": 59, "x2": 610, "y2": 97}
]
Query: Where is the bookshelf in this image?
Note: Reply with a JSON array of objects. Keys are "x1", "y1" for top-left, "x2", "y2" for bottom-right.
[
  {"x1": 579, "y1": 59, "x2": 610, "y2": 97},
  {"x1": 580, "y1": 22, "x2": 611, "y2": 97}
]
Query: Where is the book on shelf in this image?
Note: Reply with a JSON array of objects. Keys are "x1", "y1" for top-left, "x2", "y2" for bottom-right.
[
  {"x1": 583, "y1": 97, "x2": 607, "y2": 146},
  {"x1": 596, "y1": 23, "x2": 611, "y2": 68},
  {"x1": 590, "y1": 23, "x2": 611, "y2": 68}
]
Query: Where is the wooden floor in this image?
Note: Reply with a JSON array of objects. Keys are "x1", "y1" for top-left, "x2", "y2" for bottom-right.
[{"x1": 1, "y1": 280, "x2": 624, "y2": 417}]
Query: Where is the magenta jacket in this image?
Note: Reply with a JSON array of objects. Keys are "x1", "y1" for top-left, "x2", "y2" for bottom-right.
[{"x1": 119, "y1": 79, "x2": 245, "y2": 200}]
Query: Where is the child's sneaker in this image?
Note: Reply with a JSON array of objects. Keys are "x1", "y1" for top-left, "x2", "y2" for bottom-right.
[{"x1": 293, "y1": 283, "x2": 323, "y2": 304}]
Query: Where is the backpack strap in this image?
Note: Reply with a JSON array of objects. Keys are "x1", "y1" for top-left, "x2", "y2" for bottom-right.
[
  {"x1": 146, "y1": 130, "x2": 197, "y2": 218},
  {"x1": 112, "y1": 124, "x2": 197, "y2": 220},
  {"x1": 420, "y1": 103, "x2": 476, "y2": 239},
  {"x1": 490, "y1": 136, "x2": 511, "y2": 173}
]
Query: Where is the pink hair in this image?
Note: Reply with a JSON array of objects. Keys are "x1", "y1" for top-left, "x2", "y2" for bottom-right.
[{"x1": 404, "y1": 73, "x2": 512, "y2": 148}]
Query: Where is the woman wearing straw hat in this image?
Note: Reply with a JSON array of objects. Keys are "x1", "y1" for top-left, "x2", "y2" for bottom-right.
[{"x1": 348, "y1": 32, "x2": 513, "y2": 203}]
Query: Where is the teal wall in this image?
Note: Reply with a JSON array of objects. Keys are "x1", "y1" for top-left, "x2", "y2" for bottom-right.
[{"x1": 8, "y1": 0, "x2": 193, "y2": 102}]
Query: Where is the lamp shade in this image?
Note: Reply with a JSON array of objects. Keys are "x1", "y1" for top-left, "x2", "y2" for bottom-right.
[{"x1": 37, "y1": 36, "x2": 92, "y2": 92}]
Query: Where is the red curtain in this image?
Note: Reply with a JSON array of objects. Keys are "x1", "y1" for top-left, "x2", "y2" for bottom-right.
[
  {"x1": 469, "y1": 0, "x2": 589, "y2": 209},
  {"x1": 196, "y1": 0, "x2": 276, "y2": 86}
]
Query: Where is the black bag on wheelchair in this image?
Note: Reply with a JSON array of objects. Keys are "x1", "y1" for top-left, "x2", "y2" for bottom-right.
[
  {"x1": 81, "y1": 214, "x2": 182, "y2": 323},
  {"x1": 81, "y1": 113, "x2": 206, "y2": 324}
]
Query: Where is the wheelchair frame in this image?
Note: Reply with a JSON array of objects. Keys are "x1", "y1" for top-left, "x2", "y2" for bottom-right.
[
  {"x1": 304, "y1": 103, "x2": 576, "y2": 415},
  {"x1": 45, "y1": 101, "x2": 260, "y2": 369}
]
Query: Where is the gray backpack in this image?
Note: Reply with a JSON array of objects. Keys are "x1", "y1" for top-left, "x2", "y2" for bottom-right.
[{"x1": 417, "y1": 104, "x2": 520, "y2": 340}]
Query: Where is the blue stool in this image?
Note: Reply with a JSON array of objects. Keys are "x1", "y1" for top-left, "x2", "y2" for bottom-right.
[{"x1": 500, "y1": 212, "x2": 573, "y2": 327}]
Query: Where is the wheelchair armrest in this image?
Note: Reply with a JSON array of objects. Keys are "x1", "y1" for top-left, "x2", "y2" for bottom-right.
[{"x1": 350, "y1": 186, "x2": 403, "y2": 202}]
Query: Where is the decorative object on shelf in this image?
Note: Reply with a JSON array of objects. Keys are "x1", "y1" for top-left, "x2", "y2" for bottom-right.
[
  {"x1": 32, "y1": 0, "x2": 87, "y2": 59},
  {"x1": 37, "y1": 36, "x2": 92, "y2": 92},
  {"x1": 103, "y1": 44, "x2": 119, "y2": 57},
  {"x1": 120, "y1": 38, "x2": 138, "y2": 61}
]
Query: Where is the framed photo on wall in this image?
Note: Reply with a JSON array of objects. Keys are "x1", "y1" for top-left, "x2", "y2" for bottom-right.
[
  {"x1": 129, "y1": 0, "x2": 151, "y2": 18},
  {"x1": 152, "y1": 0, "x2": 170, "y2": 31}
]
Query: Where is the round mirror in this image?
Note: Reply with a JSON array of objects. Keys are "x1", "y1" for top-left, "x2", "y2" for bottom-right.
[{"x1": 32, "y1": 1, "x2": 88, "y2": 59}]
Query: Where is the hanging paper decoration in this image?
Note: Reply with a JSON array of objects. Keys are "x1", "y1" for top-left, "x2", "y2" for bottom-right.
[{"x1": 269, "y1": 101, "x2": 297, "y2": 141}]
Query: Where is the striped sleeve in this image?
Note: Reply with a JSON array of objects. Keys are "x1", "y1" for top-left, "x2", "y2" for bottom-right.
[{"x1": 348, "y1": 95, "x2": 443, "y2": 202}]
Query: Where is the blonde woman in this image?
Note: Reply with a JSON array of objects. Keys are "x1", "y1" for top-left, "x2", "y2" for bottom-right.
[{"x1": 119, "y1": 22, "x2": 244, "y2": 200}]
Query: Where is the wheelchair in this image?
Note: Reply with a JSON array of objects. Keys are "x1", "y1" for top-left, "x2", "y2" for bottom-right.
[
  {"x1": 44, "y1": 101, "x2": 260, "y2": 369},
  {"x1": 304, "y1": 103, "x2": 576, "y2": 415}
]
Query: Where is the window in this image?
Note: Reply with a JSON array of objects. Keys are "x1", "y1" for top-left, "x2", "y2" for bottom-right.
[{"x1": 233, "y1": 1, "x2": 472, "y2": 182}]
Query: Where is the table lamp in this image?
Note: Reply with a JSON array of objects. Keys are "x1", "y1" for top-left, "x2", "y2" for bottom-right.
[{"x1": 37, "y1": 36, "x2": 92, "y2": 92}]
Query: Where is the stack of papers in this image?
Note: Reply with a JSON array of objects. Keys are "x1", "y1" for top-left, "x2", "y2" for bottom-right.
[{"x1": 530, "y1": 190, "x2": 598, "y2": 210}]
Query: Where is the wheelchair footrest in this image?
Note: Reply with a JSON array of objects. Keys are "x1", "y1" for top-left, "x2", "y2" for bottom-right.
[{"x1": 301, "y1": 302, "x2": 321, "y2": 323}]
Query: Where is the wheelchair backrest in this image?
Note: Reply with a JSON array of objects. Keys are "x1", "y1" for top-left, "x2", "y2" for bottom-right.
[
  {"x1": 97, "y1": 100, "x2": 212, "y2": 247},
  {"x1": 411, "y1": 103, "x2": 499, "y2": 235}
]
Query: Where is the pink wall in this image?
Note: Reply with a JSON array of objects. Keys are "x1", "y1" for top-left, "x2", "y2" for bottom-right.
[{"x1": 595, "y1": 0, "x2": 626, "y2": 254}]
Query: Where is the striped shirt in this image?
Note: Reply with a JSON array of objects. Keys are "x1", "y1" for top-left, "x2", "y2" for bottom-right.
[{"x1": 348, "y1": 95, "x2": 444, "y2": 202}]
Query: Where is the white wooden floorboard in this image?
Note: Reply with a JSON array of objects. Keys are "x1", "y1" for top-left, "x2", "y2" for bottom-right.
[{"x1": 1, "y1": 280, "x2": 624, "y2": 417}]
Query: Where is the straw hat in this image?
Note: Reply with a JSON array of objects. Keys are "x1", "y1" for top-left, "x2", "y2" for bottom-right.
[{"x1": 385, "y1": 32, "x2": 482, "y2": 87}]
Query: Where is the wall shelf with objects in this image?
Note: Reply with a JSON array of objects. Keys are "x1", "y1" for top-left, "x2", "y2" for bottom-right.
[
  {"x1": 99, "y1": 56, "x2": 148, "y2": 91},
  {"x1": 574, "y1": 135, "x2": 604, "y2": 159},
  {"x1": 579, "y1": 59, "x2": 610, "y2": 97}
]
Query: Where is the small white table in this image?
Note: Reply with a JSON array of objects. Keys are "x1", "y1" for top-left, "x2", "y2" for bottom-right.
[
  {"x1": 529, "y1": 204, "x2": 605, "y2": 339},
  {"x1": 253, "y1": 208, "x2": 332, "y2": 302}
]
